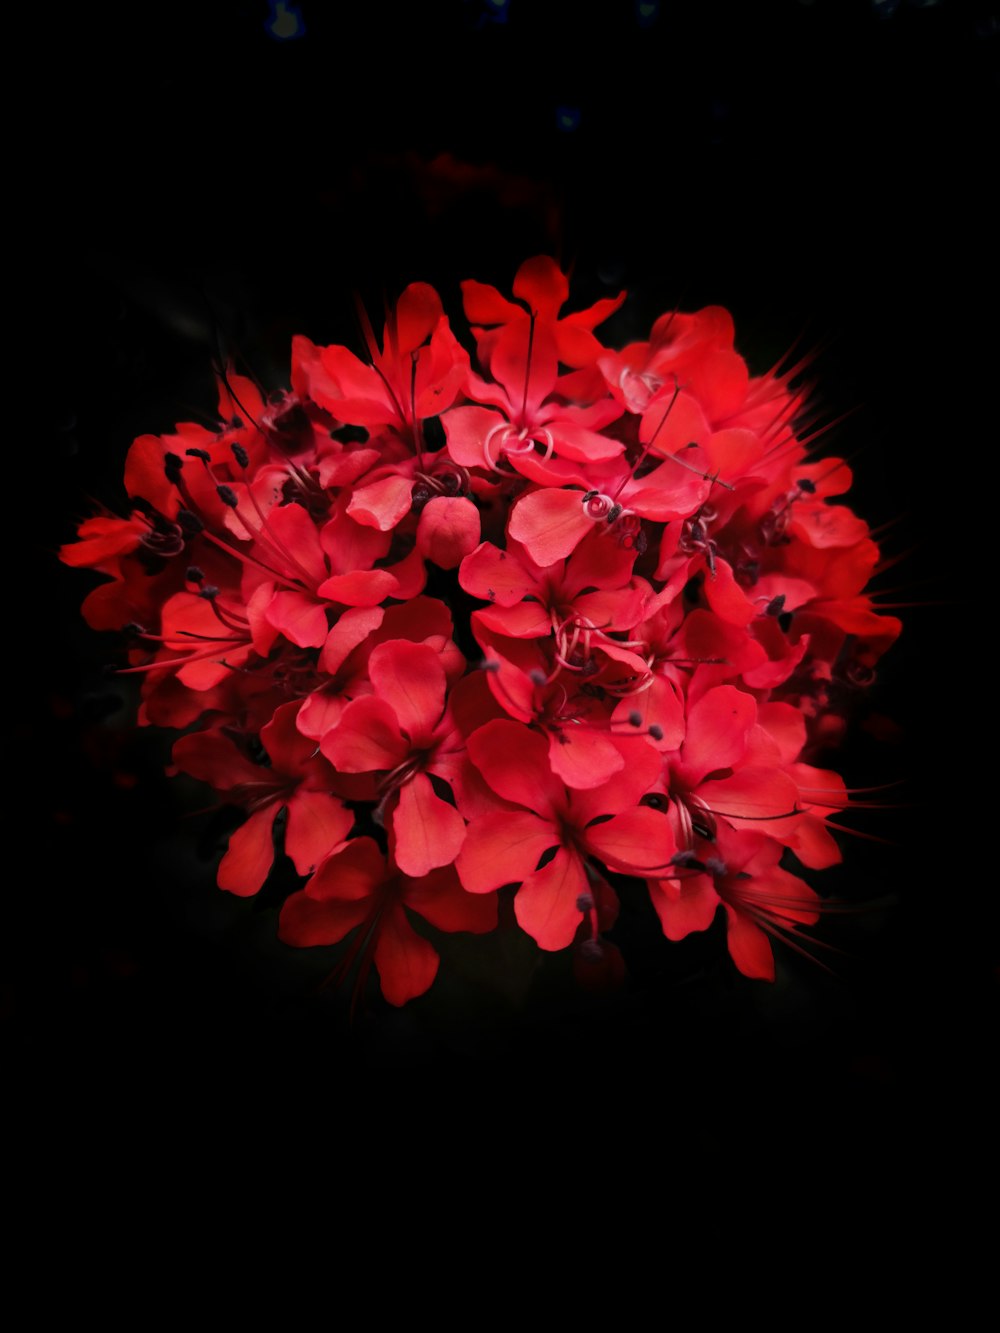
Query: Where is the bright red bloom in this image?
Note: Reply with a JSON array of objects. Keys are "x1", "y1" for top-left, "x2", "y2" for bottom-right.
[
  {"x1": 172, "y1": 701, "x2": 353, "y2": 896},
  {"x1": 297, "y1": 284, "x2": 468, "y2": 444},
  {"x1": 320, "y1": 639, "x2": 473, "y2": 878},
  {"x1": 458, "y1": 721, "x2": 671, "y2": 950},
  {"x1": 63, "y1": 260, "x2": 900, "y2": 1003},
  {"x1": 648, "y1": 826, "x2": 820, "y2": 981},
  {"x1": 278, "y1": 837, "x2": 496, "y2": 1006},
  {"x1": 462, "y1": 255, "x2": 625, "y2": 370}
]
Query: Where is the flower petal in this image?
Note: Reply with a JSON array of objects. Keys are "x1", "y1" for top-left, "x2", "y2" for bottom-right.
[
  {"x1": 584, "y1": 808, "x2": 677, "y2": 876},
  {"x1": 681, "y1": 686, "x2": 756, "y2": 785},
  {"x1": 455, "y1": 810, "x2": 558, "y2": 894},
  {"x1": 347, "y1": 474, "x2": 415, "y2": 531},
  {"x1": 514, "y1": 847, "x2": 587, "y2": 951},
  {"x1": 369, "y1": 640, "x2": 446, "y2": 747},
  {"x1": 278, "y1": 891, "x2": 370, "y2": 948},
  {"x1": 723, "y1": 907, "x2": 775, "y2": 981},
  {"x1": 321, "y1": 696, "x2": 408, "y2": 772},
  {"x1": 374, "y1": 902, "x2": 440, "y2": 1006},
  {"x1": 284, "y1": 789, "x2": 354, "y2": 877},
  {"x1": 508, "y1": 488, "x2": 594, "y2": 566},
  {"x1": 218, "y1": 806, "x2": 279, "y2": 897},
  {"x1": 392, "y1": 772, "x2": 466, "y2": 879},
  {"x1": 404, "y1": 866, "x2": 498, "y2": 933},
  {"x1": 649, "y1": 874, "x2": 720, "y2": 941},
  {"x1": 467, "y1": 720, "x2": 562, "y2": 818},
  {"x1": 511, "y1": 255, "x2": 569, "y2": 318}
]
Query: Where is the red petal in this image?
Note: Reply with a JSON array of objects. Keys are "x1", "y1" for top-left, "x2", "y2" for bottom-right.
[
  {"x1": 455, "y1": 810, "x2": 558, "y2": 894},
  {"x1": 724, "y1": 907, "x2": 775, "y2": 981},
  {"x1": 381, "y1": 544, "x2": 427, "y2": 600},
  {"x1": 347, "y1": 474, "x2": 415, "y2": 531},
  {"x1": 554, "y1": 323, "x2": 608, "y2": 368},
  {"x1": 705, "y1": 768, "x2": 800, "y2": 825},
  {"x1": 256, "y1": 502, "x2": 329, "y2": 586},
  {"x1": 284, "y1": 790, "x2": 354, "y2": 877},
  {"x1": 315, "y1": 345, "x2": 394, "y2": 426},
  {"x1": 218, "y1": 806, "x2": 278, "y2": 897},
  {"x1": 319, "y1": 606, "x2": 385, "y2": 675},
  {"x1": 467, "y1": 720, "x2": 562, "y2": 818},
  {"x1": 124, "y1": 434, "x2": 176, "y2": 514},
  {"x1": 442, "y1": 405, "x2": 506, "y2": 468},
  {"x1": 296, "y1": 687, "x2": 345, "y2": 742},
  {"x1": 374, "y1": 902, "x2": 440, "y2": 1006},
  {"x1": 459, "y1": 541, "x2": 538, "y2": 607},
  {"x1": 703, "y1": 427, "x2": 765, "y2": 480},
  {"x1": 473, "y1": 601, "x2": 552, "y2": 638},
  {"x1": 640, "y1": 390, "x2": 710, "y2": 454},
  {"x1": 278, "y1": 892, "x2": 370, "y2": 948},
  {"x1": 702, "y1": 560, "x2": 756, "y2": 626},
  {"x1": 315, "y1": 569, "x2": 398, "y2": 606},
  {"x1": 404, "y1": 866, "x2": 498, "y2": 933},
  {"x1": 544, "y1": 421, "x2": 624, "y2": 464},
  {"x1": 172, "y1": 731, "x2": 263, "y2": 792},
  {"x1": 320, "y1": 505, "x2": 392, "y2": 575},
  {"x1": 583, "y1": 808, "x2": 676, "y2": 875},
  {"x1": 790, "y1": 503, "x2": 869, "y2": 550},
  {"x1": 376, "y1": 595, "x2": 454, "y2": 646},
  {"x1": 681, "y1": 686, "x2": 756, "y2": 785},
  {"x1": 461, "y1": 279, "x2": 522, "y2": 326},
  {"x1": 548, "y1": 727, "x2": 625, "y2": 790},
  {"x1": 306, "y1": 836, "x2": 385, "y2": 902},
  {"x1": 321, "y1": 696, "x2": 408, "y2": 772},
  {"x1": 612, "y1": 676, "x2": 685, "y2": 751},
  {"x1": 508, "y1": 488, "x2": 594, "y2": 566},
  {"x1": 567, "y1": 737, "x2": 663, "y2": 821},
  {"x1": 393, "y1": 282, "x2": 443, "y2": 355},
  {"x1": 490, "y1": 321, "x2": 558, "y2": 416},
  {"x1": 784, "y1": 817, "x2": 843, "y2": 870},
  {"x1": 59, "y1": 516, "x2": 143, "y2": 568},
  {"x1": 561, "y1": 289, "x2": 627, "y2": 333},
  {"x1": 514, "y1": 847, "x2": 587, "y2": 951},
  {"x1": 757, "y1": 703, "x2": 807, "y2": 766},
  {"x1": 563, "y1": 528, "x2": 636, "y2": 595},
  {"x1": 512, "y1": 256, "x2": 569, "y2": 318},
  {"x1": 266, "y1": 590, "x2": 329, "y2": 648},
  {"x1": 391, "y1": 773, "x2": 466, "y2": 879},
  {"x1": 649, "y1": 874, "x2": 719, "y2": 941},
  {"x1": 369, "y1": 639, "x2": 446, "y2": 747}
]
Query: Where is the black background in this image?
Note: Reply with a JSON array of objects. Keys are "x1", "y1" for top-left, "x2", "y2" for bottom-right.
[{"x1": 16, "y1": 1, "x2": 994, "y2": 1102}]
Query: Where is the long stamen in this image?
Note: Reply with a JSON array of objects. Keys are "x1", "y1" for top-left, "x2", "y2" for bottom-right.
[
  {"x1": 519, "y1": 310, "x2": 537, "y2": 424},
  {"x1": 410, "y1": 351, "x2": 424, "y2": 454},
  {"x1": 196, "y1": 450, "x2": 318, "y2": 587},
  {"x1": 353, "y1": 293, "x2": 409, "y2": 426},
  {"x1": 199, "y1": 527, "x2": 307, "y2": 593},
  {"x1": 117, "y1": 642, "x2": 251, "y2": 674},
  {"x1": 615, "y1": 379, "x2": 681, "y2": 499},
  {"x1": 212, "y1": 362, "x2": 262, "y2": 433}
]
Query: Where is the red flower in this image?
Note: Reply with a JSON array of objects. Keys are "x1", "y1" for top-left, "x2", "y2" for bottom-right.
[
  {"x1": 462, "y1": 255, "x2": 625, "y2": 370},
  {"x1": 320, "y1": 639, "x2": 471, "y2": 878},
  {"x1": 172, "y1": 701, "x2": 353, "y2": 896},
  {"x1": 278, "y1": 838, "x2": 496, "y2": 1006},
  {"x1": 298, "y1": 284, "x2": 468, "y2": 444},
  {"x1": 648, "y1": 826, "x2": 820, "y2": 981},
  {"x1": 458, "y1": 720, "x2": 671, "y2": 950},
  {"x1": 63, "y1": 260, "x2": 900, "y2": 1002}
]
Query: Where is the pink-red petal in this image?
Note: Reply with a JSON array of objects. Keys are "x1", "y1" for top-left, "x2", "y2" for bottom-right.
[{"x1": 392, "y1": 772, "x2": 467, "y2": 879}]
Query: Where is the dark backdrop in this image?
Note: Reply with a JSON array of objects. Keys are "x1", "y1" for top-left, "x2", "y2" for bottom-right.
[{"x1": 17, "y1": 1, "x2": 993, "y2": 1099}]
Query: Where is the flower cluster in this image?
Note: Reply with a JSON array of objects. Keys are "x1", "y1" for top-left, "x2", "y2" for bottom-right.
[{"x1": 62, "y1": 258, "x2": 901, "y2": 1005}]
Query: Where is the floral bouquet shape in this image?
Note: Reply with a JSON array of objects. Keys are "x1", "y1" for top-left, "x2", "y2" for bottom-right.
[{"x1": 62, "y1": 257, "x2": 900, "y2": 1009}]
